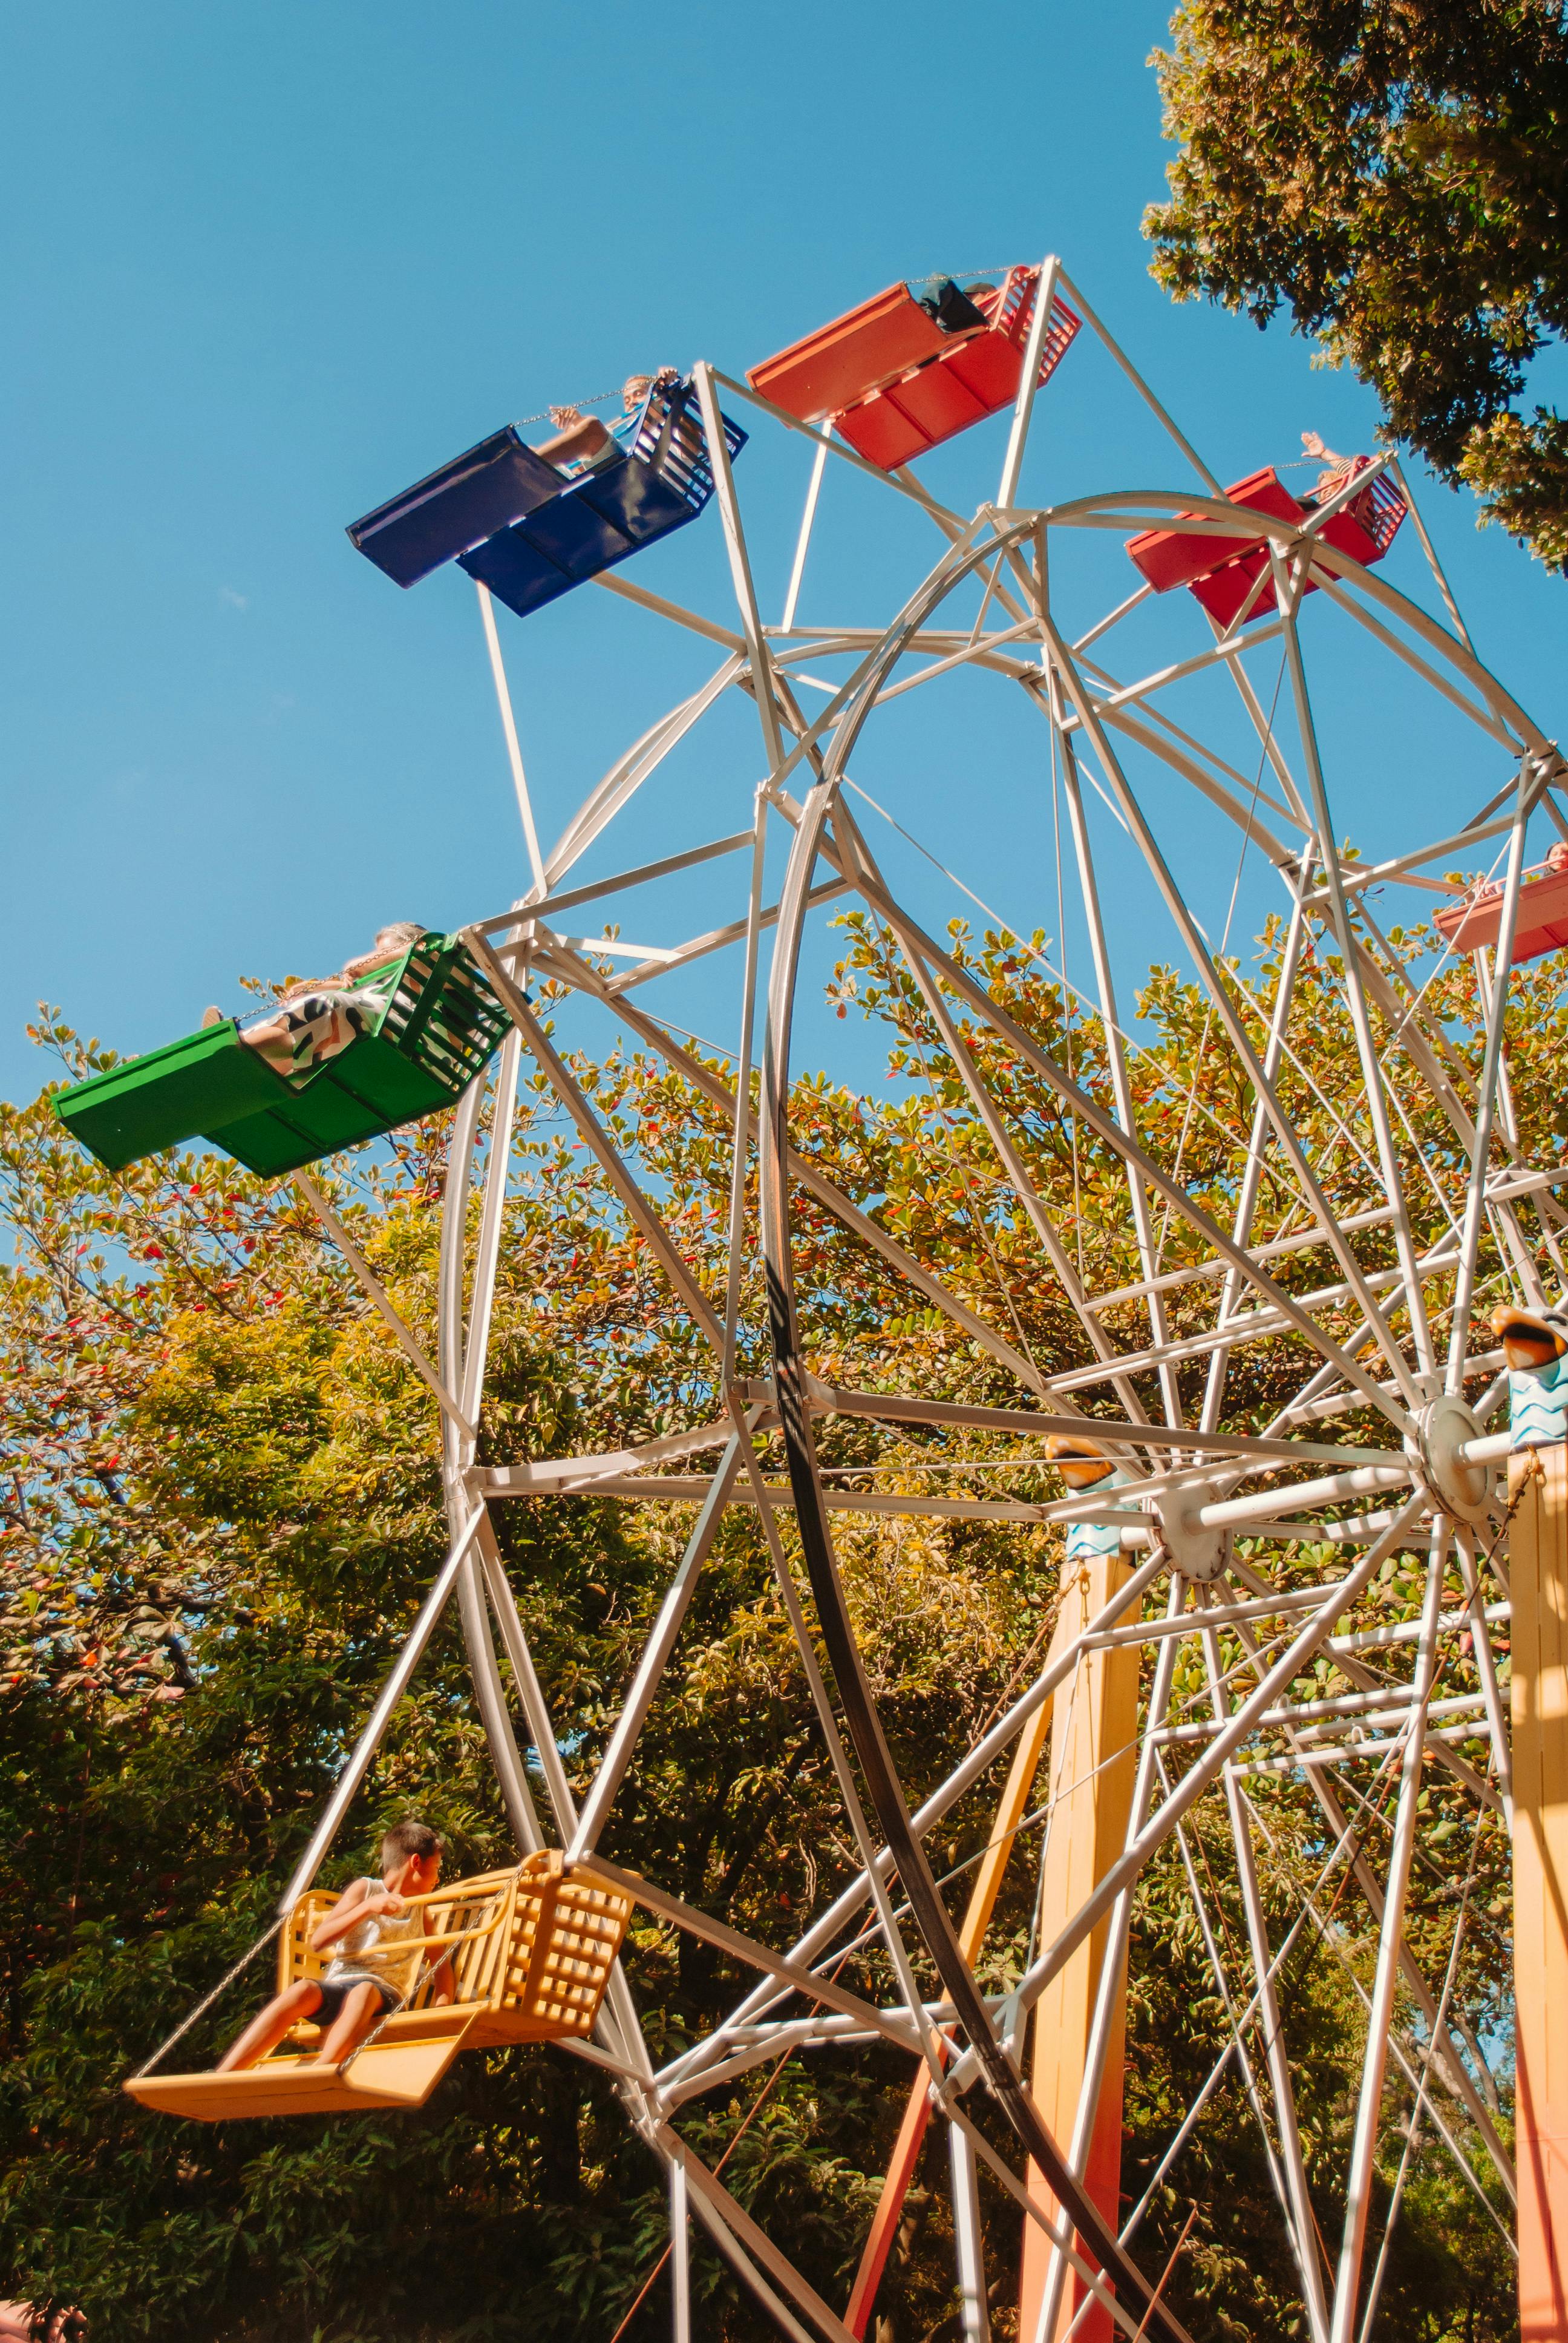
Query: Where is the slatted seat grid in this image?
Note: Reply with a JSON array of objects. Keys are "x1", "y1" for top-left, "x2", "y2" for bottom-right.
[
  {"x1": 279, "y1": 1857, "x2": 631, "y2": 2045},
  {"x1": 1333, "y1": 465, "x2": 1407, "y2": 558},
  {"x1": 378, "y1": 942, "x2": 511, "y2": 1092},
  {"x1": 622, "y1": 384, "x2": 739, "y2": 517},
  {"x1": 506, "y1": 1869, "x2": 633, "y2": 2039}
]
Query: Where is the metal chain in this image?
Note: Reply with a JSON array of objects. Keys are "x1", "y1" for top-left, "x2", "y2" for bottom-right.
[
  {"x1": 130, "y1": 1916, "x2": 285, "y2": 2078},
  {"x1": 512, "y1": 386, "x2": 622, "y2": 427}
]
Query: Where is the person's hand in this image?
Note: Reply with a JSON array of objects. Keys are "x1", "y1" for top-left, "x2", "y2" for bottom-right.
[
  {"x1": 549, "y1": 405, "x2": 584, "y2": 428},
  {"x1": 1301, "y1": 430, "x2": 1327, "y2": 460},
  {"x1": 362, "y1": 1889, "x2": 408, "y2": 1919}
]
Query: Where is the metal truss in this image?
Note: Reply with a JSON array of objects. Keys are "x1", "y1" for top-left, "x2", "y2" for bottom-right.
[{"x1": 314, "y1": 255, "x2": 1560, "y2": 2343}]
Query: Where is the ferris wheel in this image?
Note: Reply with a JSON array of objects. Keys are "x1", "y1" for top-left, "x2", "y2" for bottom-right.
[{"x1": 81, "y1": 258, "x2": 1568, "y2": 2343}]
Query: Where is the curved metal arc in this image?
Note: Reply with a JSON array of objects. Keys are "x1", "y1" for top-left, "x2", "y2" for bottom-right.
[
  {"x1": 1036, "y1": 606, "x2": 1423, "y2": 1414},
  {"x1": 843, "y1": 854, "x2": 1406, "y2": 1429},
  {"x1": 757, "y1": 757, "x2": 1193, "y2": 2343}
]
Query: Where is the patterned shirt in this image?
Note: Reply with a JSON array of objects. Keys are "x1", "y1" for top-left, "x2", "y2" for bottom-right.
[
  {"x1": 1508, "y1": 1355, "x2": 1568, "y2": 1451},
  {"x1": 1065, "y1": 1470, "x2": 1129, "y2": 1565}
]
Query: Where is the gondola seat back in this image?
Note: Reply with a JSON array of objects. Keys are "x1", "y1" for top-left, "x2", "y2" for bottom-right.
[{"x1": 747, "y1": 281, "x2": 956, "y2": 424}]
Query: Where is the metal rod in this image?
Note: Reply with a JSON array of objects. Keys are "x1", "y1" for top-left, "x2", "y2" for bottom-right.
[
  {"x1": 1201, "y1": 1597, "x2": 1331, "y2": 2342},
  {"x1": 278, "y1": 1507, "x2": 487, "y2": 1911},
  {"x1": 669, "y1": 2155, "x2": 692, "y2": 2343},
  {"x1": 1328, "y1": 1527, "x2": 1451, "y2": 2343},
  {"x1": 1053, "y1": 703, "x2": 1183, "y2": 1427},
  {"x1": 998, "y1": 254, "x2": 1060, "y2": 510},
  {"x1": 1276, "y1": 587, "x2": 1437, "y2": 1377},
  {"x1": 566, "y1": 1440, "x2": 746, "y2": 1862},
  {"x1": 1052, "y1": 267, "x2": 1222, "y2": 494},
  {"x1": 722, "y1": 790, "x2": 770, "y2": 1386},
  {"x1": 782, "y1": 433, "x2": 829, "y2": 634},
  {"x1": 950, "y1": 2119, "x2": 993, "y2": 2343},
  {"x1": 475, "y1": 580, "x2": 546, "y2": 896},
  {"x1": 469, "y1": 937, "x2": 725, "y2": 1354},
  {"x1": 293, "y1": 1170, "x2": 475, "y2": 1440},
  {"x1": 1446, "y1": 759, "x2": 1534, "y2": 1383},
  {"x1": 458, "y1": 1030, "x2": 521, "y2": 1435}
]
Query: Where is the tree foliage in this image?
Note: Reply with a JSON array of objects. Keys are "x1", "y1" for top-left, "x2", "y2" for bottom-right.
[
  {"x1": 1, "y1": 902, "x2": 1548, "y2": 2339},
  {"x1": 1143, "y1": 0, "x2": 1568, "y2": 569}
]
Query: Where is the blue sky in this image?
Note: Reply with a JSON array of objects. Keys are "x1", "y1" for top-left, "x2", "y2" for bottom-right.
[{"x1": 5, "y1": 0, "x2": 1564, "y2": 1110}]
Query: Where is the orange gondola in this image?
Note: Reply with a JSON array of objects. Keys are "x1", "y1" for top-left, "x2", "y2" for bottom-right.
[
  {"x1": 1126, "y1": 459, "x2": 1408, "y2": 626},
  {"x1": 747, "y1": 267, "x2": 1080, "y2": 471},
  {"x1": 1436, "y1": 846, "x2": 1568, "y2": 963},
  {"x1": 125, "y1": 1855, "x2": 634, "y2": 2122}
]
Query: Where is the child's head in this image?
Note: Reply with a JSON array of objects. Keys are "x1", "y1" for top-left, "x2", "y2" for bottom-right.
[
  {"x1": 1045, "y1": 1434, "x2": 1116, "y2": 1492},
  {"x1": 1492, "y1": 1303, "x2": 1568, "y2": 1373},
  {"x1": 381, "y1": 1818, "x2": 442, "y2": 1892},
  {"x1": 372, "y1": 921, "x2": 423, "y2": 955},
  {"x1": 622, "y1": 369, "x2": 676, "y2": 412}
]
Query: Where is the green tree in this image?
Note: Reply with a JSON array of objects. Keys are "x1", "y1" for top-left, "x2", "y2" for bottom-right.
[
  {"x1": 1143, "y1": 0, "x2": 1568, "y2": 570},
  {"x1": 1, "y1": 897, "x2": 1541, "y2": 2339}
]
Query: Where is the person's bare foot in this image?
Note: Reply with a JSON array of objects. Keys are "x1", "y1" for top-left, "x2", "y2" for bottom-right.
[{"x1": 200, "y1": 1006, "x2": 223, "y2": 1027}]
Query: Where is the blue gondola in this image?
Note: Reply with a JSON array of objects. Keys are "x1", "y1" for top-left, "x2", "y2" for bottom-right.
[{"x1": 346, "y1": 376, "x2": 745, "y2": 619}]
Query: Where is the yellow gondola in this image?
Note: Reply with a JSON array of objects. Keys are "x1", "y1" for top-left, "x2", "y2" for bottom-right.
[{"x1": 125, "y1": 1852, "x2": 633, "y2": 2123}]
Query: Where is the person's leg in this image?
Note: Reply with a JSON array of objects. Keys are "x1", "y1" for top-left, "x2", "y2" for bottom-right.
[
  {"x1": 313, "y1": 1980, "x2": 391, "y2": 2066},
  {"x1": 217, "y1": 1979, "x2": 323, "y2": 2071}
]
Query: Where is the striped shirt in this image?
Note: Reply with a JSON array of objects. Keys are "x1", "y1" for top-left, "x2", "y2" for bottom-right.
[{"x1": 1508, "y1": 1357, "x2": 1568, "y2": 1452}]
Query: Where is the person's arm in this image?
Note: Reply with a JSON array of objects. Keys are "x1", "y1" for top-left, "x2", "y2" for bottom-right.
[
  {"x1": 536, "y1": 410, "x2": 612, "y2": 468},
  {"x1": 310, "y1": 1876, "x2": 407, "y2": 1956}
]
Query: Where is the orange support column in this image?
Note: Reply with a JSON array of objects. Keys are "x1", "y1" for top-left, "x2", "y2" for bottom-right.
[
  {"x1": 1511, "y1": 1441, "x2": 1568, "y2": 2341},
  {"x1": 1017, "y1": 1542, "x2": 1142, "y2": 2343}
]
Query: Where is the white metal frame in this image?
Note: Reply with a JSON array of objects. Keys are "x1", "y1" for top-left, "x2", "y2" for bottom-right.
[{"x1": 292, "y1": 255, "x2": 1563, "y2": 2343}]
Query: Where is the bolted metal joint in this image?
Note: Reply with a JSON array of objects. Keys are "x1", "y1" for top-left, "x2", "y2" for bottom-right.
[
  {"x1": 1405, "y1": 1394, "x2": 1496, "y2": 1527},
  {"x1": 1148, "y1": 1488, "x2": 1231, "y2": 1581}
]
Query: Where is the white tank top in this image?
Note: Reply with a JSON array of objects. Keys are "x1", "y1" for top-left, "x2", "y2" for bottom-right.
[{"x1": 324, "y1": 1878, "x2": 423, "y2": 2000}]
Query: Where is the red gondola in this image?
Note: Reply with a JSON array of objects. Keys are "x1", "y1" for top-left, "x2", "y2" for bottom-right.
[
  {"x1": 1436, "y1": 847, "x2": 1568, "y2": 963},
  {"x1": 1126, "y1": 460, "x2": 1408, "y2": 626},
  {"x1": 747, "y1": 267, "x2": 1080, "y2": 471}
]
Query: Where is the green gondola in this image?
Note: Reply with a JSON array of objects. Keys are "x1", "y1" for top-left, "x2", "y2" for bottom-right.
[{"x1": 54, "y1": 931, "x2": 509, "y2": 1180}]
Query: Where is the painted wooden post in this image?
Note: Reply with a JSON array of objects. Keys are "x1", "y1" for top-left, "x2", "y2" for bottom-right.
[
  {"x1": 1491, "y1": 1303, "x2": 1568, "y2": 2341},
  {"x1": 1511, "y1": 1440, "x2": 1568, "y2": 2340},
  {"x1": 1016, "y1": 1535, "x2": 1142, "y2": 2343}
]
